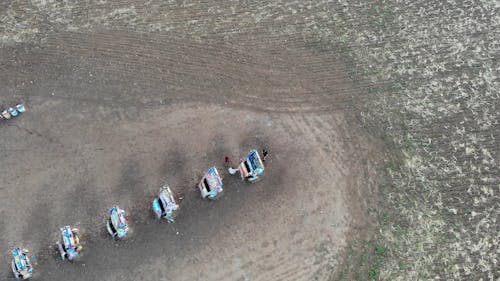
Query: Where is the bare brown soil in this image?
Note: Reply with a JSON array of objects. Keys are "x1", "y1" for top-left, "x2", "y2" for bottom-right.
[{"x1": 0, "y1": 16, "x2": 381, "y2": 281}]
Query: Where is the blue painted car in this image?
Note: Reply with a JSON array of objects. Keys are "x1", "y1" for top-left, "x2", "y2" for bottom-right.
[
  {"x1": 56, "y1": 226, "x2": 82, "y2": 261},
  {"x1": 231, "y1": 149, "x2": 265, "y2": 182},
  {"x1": 152, "y1": 185, "x2": 179, "y2": 222},
  {"x1": 1, "y1": 103, "x2": 25, "y2": 121},
  {"x1": 106, "y1": 206, "x2": 129, "y2": 239},
  {"x1": 11, "y1": 248, "x2": 33, "y2": 279},
  {"x1": 198, "y1": 166, "x2": 223, "y2": 199},
  {"x1": 16, "y1": 103, "x2": 26, "y2": 113},
  {"x1": 8, "y1": 107, "x2": 18, "y2": 117}
]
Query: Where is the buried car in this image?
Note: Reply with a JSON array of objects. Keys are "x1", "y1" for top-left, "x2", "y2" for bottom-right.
[
  {"x1": 152, "y1": 185, "x2": 179, "y2": 222},
  {"x1": 56, "y1": 226, "x2": 82, "y2": 261},
  {"x1": 198, "y1": 166, "x2": 223, "y2": 199},
  {"x1": 1, "y1": 103, "x2": 25, "y2": 121},
  {"x1": 229, "y1": 149, "x2": 265, "y2": 182},
  {"x1": 106, "y1": 206, "x2": 129, "y2": 239},
  {"x1": 1, "y1": 109, "x2": 11, "y2": 120},
  {"x1": 11, "y1": 248, "x2": 33, "y2": 280},
  {"x1": 16, "y1": 103, "x2": 26, "y2": 114},
  {"x1": 8, "y1": 107, "x2": 19, "y2": 117}
]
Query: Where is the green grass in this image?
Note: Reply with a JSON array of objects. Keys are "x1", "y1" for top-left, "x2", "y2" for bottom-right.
[{"x1": 335, "y1": 238, "x2": 387, "y2": 281}]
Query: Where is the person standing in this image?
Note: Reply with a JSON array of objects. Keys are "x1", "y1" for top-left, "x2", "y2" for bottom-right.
[{"x1": 262, "y1": 148, "x2": 268, "y2": 163}]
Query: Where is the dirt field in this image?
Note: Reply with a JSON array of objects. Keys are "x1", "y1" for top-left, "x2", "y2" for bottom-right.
[
  {"x1": 3, "y1": 1, "x2": 497, "y2": 280},
  {"x1": 0, "y1": 2, "x2": 382, "y2": 280}
]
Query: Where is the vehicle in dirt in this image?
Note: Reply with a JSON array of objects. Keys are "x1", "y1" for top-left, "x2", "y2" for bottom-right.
[
  {"x1": 229, "y1": 149, "x2": 265, "y2": 182},
  {"x1": 1, "y1": 104, "x2": 25, "y2": 121},
  {"x1": 1, "y1": 109, "x2": 11, "y2": 120},
  {"x1": 198, "y1": 166, "x2": 223, "y2": 199},
  {"x1": 11, "y1": 248, "x2": 33, "y2": 279},
  {"x1": 152, "y1": 185, "x2": 179, "y2": 222},
  {"x1": 8, "y1": 107, "x2": 19, "y2": 117},
  {"x1": 106, "y1": 206, "x2": 129, "y2": 239},
  {"x1": 16, "y1": 103, "x2": 26, "y2": 113},
  {"x1": 56, "y1": 226, "x2": 82, "y2": 261}
]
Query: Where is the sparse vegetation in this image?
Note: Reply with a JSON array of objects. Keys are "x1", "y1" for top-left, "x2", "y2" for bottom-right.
[
  {"x1": 307, "y1": 0, "x2": 499, "y2": 280},
  {"x1": 335, "y1": 237, "x2": 387, "y2": 281},
  {"x1": 1, "y1": 0, "x2": 498, "y2": 280}
]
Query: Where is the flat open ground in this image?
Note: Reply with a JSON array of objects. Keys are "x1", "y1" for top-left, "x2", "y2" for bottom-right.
[
  {"x1": 3, "y1": 1, "x2": 498, "y2": 280},
  {"x1": 0, "y1": 2, "x2": 381, "y2": 280}
]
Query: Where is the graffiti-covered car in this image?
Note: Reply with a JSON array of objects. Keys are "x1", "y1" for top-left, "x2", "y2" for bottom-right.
[
  {"x1": 11, "y1": 248, "x2": 33, "y2": 279},
  {"x1": 198, "y1": 166, "x2": 223, "y2": 199},
  {"x1": 56, "y1": 226, "x2": 82, "y2": 261},
  {"x1": 106, "y1": 206, "x2": 129, "y2": 239}
]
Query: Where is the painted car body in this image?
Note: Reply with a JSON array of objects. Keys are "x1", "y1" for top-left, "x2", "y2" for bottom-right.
[
  {"x1": 2, "y1": 109, "x2": 11, "y2": 119},
  {"x1": 152, "y1": 185, "x2": 179, "y2": 222},
  {"x1": 198, "y1": 166, "x2": 223, "y2": 199},
  {"x1": 1, "y1": 103, "x2": 25, "y2": 121},
  {"x1": 56, "y1": 226, "x2": 82, "y2": 261},
  {"x1": 8, "y1": 107, "x2": 18, "y2": 117},
  {"x1": 11, "y1": 248, "x2": 33, "y2": 279},
  {"x1": 237, "y1": 149, "x2": 265, "y2": 182},
  {"x1": 106, "y1": 206, "x2": 129, "y2": 239},
  {"x1": 16, "y1": 103, "x2": 26, "y2": 113}
]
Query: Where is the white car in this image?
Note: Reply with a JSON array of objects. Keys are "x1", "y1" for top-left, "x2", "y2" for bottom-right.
[
  {"x1": 152, "y1": 185, "x2": 179, "y2": 222},
  {"x1": 198, "y1": 166, "x2": 223, "y2": 199},
  {"x1": 106, "y1": 206, "x2": 129, "y2": 239},
  {"x1": 229, "y1": 149, "x2": 265, "y2": 182}
]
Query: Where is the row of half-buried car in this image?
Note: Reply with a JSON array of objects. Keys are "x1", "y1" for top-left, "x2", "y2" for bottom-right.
[
  {"x1": 10, "y1": 149, "x2": 265, "y2": 279},
  {"x1": 1, "y1": 103, "x2": 25, "y2": 121}
]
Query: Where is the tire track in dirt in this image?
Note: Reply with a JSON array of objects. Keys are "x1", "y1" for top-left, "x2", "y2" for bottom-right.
[
  {"x1": 0, "y1": 4, "x2": 382, "y2": 276},
  {"x1": 1, "y1": 31, "x2": 368, "y2": 115},
  {"x1": 149, "y1": 112, "x2": 365, "y2": 281},
  {"x1": 0, "y1": 86, "x2": 376, "y2": 281}
]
